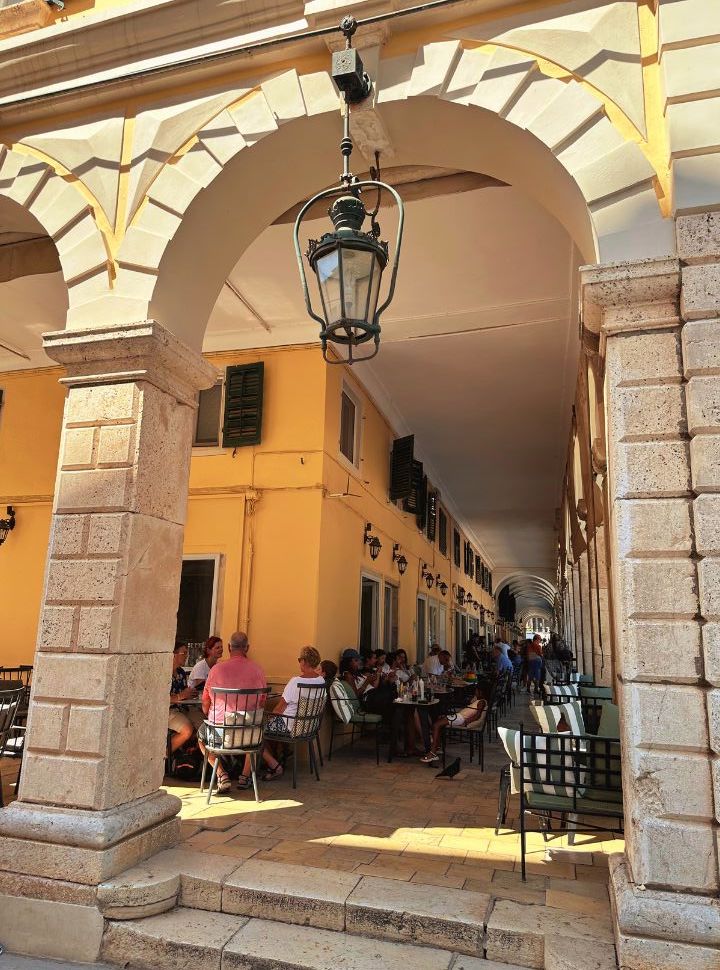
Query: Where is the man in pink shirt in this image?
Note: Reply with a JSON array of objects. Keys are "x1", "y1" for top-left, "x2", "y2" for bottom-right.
[{"x1": 199, "y1": 631, "x2": 268, "y2": 793}]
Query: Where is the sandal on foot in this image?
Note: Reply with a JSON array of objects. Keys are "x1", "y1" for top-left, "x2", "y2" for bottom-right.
[
  {"x1": 217, "y1": 774, "x2": 232, "y2": 794},
  {"x1": 261, "y1": 763, "x2": 284, "y2": 781},
  {"x1": 236, "y1": 775, "x2": 253, "y2": 790}
]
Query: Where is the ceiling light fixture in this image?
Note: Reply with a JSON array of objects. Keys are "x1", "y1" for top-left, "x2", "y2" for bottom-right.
[{"x1": 293, "y1": 16, "x2": 404, "y2": 365}]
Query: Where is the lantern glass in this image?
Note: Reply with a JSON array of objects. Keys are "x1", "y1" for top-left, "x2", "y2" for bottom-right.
[
  {"x1": 312, "y1": 236, "x2": 386, "y2": 343},
  {"x1": 316, "y1": 249, "x2": 342, "y2": 324}
]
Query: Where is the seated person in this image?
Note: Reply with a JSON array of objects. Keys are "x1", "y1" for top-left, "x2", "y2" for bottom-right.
[
  {"x1": 263, "y1": 646, "x2": 325, "y2": 780},
  {"x1": 199, "y1": 631, "x2": 268, "y2": 793},
  {"x1": 189, "y1": 636, "x2": 224, "y2": 689},
  {"x1": 423, "y1": 644, "x2": 443, "y2": 676},
  {"x1": 169, "y1": 641, "x2": 203, "y2": 754},
  {"x1": 320, "y1": 659, "x2": 338, "y2": 691},
  {"x1": 420, "y1": 689, "x2": 487, "y2": 763},
  {"x1": 394, "y1": 649, "x2": 412, "y2": 683}
]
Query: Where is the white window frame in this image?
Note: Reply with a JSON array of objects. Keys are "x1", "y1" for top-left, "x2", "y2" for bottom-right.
[
  {"x1": 192, "y1": 378, "x2": 225, "y2": 454},
  {"x1": 339, "y1": 381, "x2": 362, "y2": 470},
  {"x1": 416, "y1": 593, "x2": 428, "y2": 663},
  {"x1": 437, "y1": 603, "x2": 447, "y2": 650},
  {"x1": 180, "y1": 553, "x2": 222, "y2": 639},
  {"x1": 383, "y1": 580, "x2": 399, "y2": 652},
  {"x1": 359, "y1": 570, "x2": 382, "y2": 655}
]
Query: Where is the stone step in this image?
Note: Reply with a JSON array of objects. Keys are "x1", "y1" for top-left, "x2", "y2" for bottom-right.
[
  {"x1": 101, "y1": 907, "x2": 532, "y2": 970},
  {"x1": 98, "y1": 850, "x2": 617, "y2": 969}
]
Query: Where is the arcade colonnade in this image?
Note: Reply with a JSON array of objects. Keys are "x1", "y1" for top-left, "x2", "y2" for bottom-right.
[{"x1": 0, "y1": 1, "x2": 718, "y2": 967}]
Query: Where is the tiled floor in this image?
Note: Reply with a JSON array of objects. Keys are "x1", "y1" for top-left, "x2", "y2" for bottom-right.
[{"x1": 163, "y1": 691, "x2": 624, "y2": 914}]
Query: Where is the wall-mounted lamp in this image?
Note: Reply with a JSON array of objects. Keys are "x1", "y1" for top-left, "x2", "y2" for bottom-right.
[
  {"x1": 456, "y1": 586, "x2": 465, "y2": 606},
  {"x1": 438, "y1": 581, "x2": 448, "y2": 597},
  {"x1": 0, "y1": 506, "x2": 15, "y2": 547},
  {"x1": 479, "y1": 606, "x2": 486, "y2": 622},
  {"x1": 421, "y1": 563, "x2": 434, "y2": 589},
  {"x1": 465, "y1": 591, "x2": 474, "y2": 606},
  {"x1": 364, "y1": 522, "x2": 382, "y2": 561},
  {"x1": 392, "y1": 543, "x2": 408, "y2": 576}
]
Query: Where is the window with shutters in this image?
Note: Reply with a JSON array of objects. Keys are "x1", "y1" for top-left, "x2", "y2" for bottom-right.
[
  {"x1": 194, "y1": 381, "x2": 223, "y2": 447},
  {"x1": 475, "y1": 555, "x2": 483, "y2": 583},
  {"x1": 438, "y1": 507, "x2": 448, "y2": 556},
  {"x1": 453, "y1": 528, "x2": 461, "y2": 567},
  {"x1": 222, "y1": 362, "x2": 264, "y2": 448},
  {"x1": 389, "y1": 434, "x2": 414, "y2": 501},
  {"x1": 403, "y1": 460, "x2": 424, "y2": 514},
  {"x1": 339, "y1": 384, "x2": 361, "y2": 466}
]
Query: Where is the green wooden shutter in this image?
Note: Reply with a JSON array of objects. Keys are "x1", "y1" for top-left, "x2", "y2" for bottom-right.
[
  {"x1": 390, "y1": 435, "x2": 415, "y2": 500},
  {"x1": 222, "y1": 362, "x2": 264, "y2": 448}
]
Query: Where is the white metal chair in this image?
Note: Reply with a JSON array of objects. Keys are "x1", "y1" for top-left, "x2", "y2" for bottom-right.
[{"x1": 200, "y1": 686, "x2": 267, "y2": 804}]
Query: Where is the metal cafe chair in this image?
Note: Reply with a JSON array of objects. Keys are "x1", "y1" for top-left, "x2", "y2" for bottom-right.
[
  {"x1": 0, "y1": 666, "x2": 32, "y2": 725},
  {"x1": 263, "y1": 682, "x2": 327, "y2": 789},
  {"x1": 0, "y1": 687, "x2": 25, "y2": 808},
  {"x1": 200, "y1": 687, "x2": 268, "y2": 804}
]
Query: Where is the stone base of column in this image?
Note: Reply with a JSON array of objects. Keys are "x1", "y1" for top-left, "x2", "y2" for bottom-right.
[
  {"x1": 609, "y1": 854, "x2": 720, "y2": 969},
  {"x1": 0, "y1": 791, "x2": 180, "y2": 960},
  {"x1": 0, "y1": 789, "x2": 180, "y2": 883}
]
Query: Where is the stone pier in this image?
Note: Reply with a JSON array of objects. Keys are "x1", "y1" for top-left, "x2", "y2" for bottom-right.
[{"x1": 0, "y1": 322, "x2": 215, "y2": 960}]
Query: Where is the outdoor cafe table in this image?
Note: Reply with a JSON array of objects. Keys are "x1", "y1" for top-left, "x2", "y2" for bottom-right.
[{"x1": 388, "y1": 697, "x2": 440, "y2": 761}]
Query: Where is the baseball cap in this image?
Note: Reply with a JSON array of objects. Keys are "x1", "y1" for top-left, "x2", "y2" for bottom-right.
[{"x1": 341, "y1": 648, "x2": 360, "y2": 660}]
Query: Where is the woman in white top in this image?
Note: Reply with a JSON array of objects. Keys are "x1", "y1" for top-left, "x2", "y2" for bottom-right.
[
  {"x1": 263, "y1": 645, "x2": 325, "y2": 780},
  {"x1": 189, "y1": 636, "x2": 224, "y2": 687}
]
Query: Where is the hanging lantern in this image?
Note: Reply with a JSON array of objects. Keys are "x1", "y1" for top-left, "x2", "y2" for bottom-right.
[{"x1": 293, "y1": 16, "x2": 404, "y2": 365}]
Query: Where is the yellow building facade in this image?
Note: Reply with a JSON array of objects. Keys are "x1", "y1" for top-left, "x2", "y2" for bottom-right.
[{"x1": 1, "y1": 346, "x2": 495, "y2": 677}]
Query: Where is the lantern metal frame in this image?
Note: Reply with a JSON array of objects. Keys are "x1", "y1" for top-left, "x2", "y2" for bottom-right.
[
  {"x1": 293, "y1": 16, "x2": 405, "y2": 365},
  {"x1": 421, "y1": 563, "x2": 434, "y2": 589},
  {"x1": 364, "y1": 522, "x2": 382, "y2": 561},
  {"x1": 392, "y1": 543, "x2": 408, "y2": 576},
  {"x1": 0, "y1": 506, "x2": 15, "y2": 547}
]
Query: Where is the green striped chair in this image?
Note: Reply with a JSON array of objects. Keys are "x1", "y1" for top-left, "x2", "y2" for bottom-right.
[{"x1": 327, "y1": 679, "x2": 383, "y2": 764}]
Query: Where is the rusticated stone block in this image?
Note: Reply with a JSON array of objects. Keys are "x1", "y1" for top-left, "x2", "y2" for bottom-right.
[
  {"x1": 27, "y1": 702, "x2": 67, "y2": 751},
  {"x1": 698, "y1": 557, "x2": 720, "y2": 619},
  {"x1": 65, "y1": 383, "x2": 137, "y2": 426},
  {"x1": 0, "y1": 894, "x2": 103, "y2": 963},
  {"x1": 628, "y1": 749, "x2": 714, "y2": 819},
  {"x1": 32, "y1": 653, "x2": 113, "y2": 703},
  {"x1": 615, "y1": 498, "x2": 692, "y2": 556},
  {"x1": 620, "y1": 558, "x2": 697, "y2": 618},
  {"x1": 681, "y1": 318, "x2": 720, "y2": 377},
  {"x1": 86, "y1": 513, "x2": 126, "y2": 555},
  {"x1": 686, "y1": 376, "x2": 720, "y2": 434},
  {"x1": 613, "y1": 385, "x2": 686, "y2": 440},
  {"x1": 66, "y1": 705, "x2": 106, "y2": 755},
  {"x1": 681, "y1": 264, "x2": 720, "y2": 321},
  {"x1": 97, "y1": 424, "x2": 135, "y2": 466},
  {"x1": 612, "y1": 440, "x2": 691, "y2": 498},
  {"x1": 38, "y1": 605, "x2": 77, "y2": 651},
  {"x1": 605, "y1": 328, "x2": 682, "y2": 387},
  {"x1": 134, "y1": 382, "x2": 195, "y2": 524},
  {"x1": 623, "y1": 620, "x2": 702, "y2": 683},
  {"x1": 693, "y1": 494, "x2": 720, "y2": 555},
  {"x1": 56, "y1": 466, "x2": 131, "y2": 513},
  {"x1": 622, "y1": 683, "x2": 708, "y2": 751},
  {"x1": 46, "y1": 558, "x2": 120, "y2": 603},
  {"x1": 21, "y1": 751, "x2": 102, "y2": 809},
  {"x1": 62, "y1": 427, "x2": 95, "y2": 469},
  {"x1": 629, "y1": 817, "x2": 719, "y2": 893},
  {"x1": 76, "y1": 604, "x2": 118, "y2": 652},
  {"x1": 702, "y1": 622, "x2": 720, "y2": 686},
  {"x1": 708, "y1": 689, "x2": 720, "y2": 755},
  {"x1": 677, "y1": 212, "x2": 720, "y2": 266},
  {"x1": 51, "y1": 515, "x2": 87, "y2": 556},
  {"x1": 690, "y1": 434, "x2": 720, "y2": 492}
]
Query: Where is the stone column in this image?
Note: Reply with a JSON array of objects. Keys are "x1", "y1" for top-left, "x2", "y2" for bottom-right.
[
  {"x1": 582, "y1": 257, "x2": 719, "y2": 969},
  {"x1": 589, "y1": 527, "x2": 613, "y2": 688},
  {"x1": 0, "y1": 322, "x2": 216, "y2": 959}
]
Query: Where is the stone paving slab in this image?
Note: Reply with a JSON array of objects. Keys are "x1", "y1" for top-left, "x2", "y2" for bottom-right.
[
  {"x1": 221, "y1": 917, "x2": 454, "y2": 970},
  {"x1": 222, "y1": 859, "x2": 361, "y2": 931},
  {"x1": 544, "y1": 935, "x2": 617, "y2": 970},
  {"x1": 346, "y1": 874, "x2": 491, "y2": 955}
]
